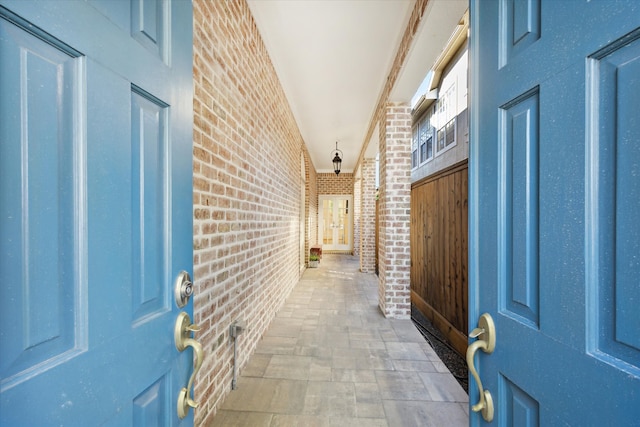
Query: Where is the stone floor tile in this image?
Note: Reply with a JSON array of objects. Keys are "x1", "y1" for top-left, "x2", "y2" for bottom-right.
[
  {"x1": 329, "y1": 417, "x2": 388, "y2": 427},
  {"x1": 458, "y1": 402, "x2": 468, "y2": 415},
  {"x1": 242, "y1": 353, "x2": 272, "y2": 377},
  {"x1": 303, "y1": 381, "x2": 356, "y2": 417},
  {"x1": 390, "y1": 319, "x2": 429, "y2": 342},
  {"x1": 349, "y1": 339, "x2": 387, "y2": 350},
  {"x1": 354, "y1": 382, "x2": 381, "y2": 403},
  {"x1": 419, "y1": 372, "x2": 469, "y2": 403},
  {"x1": 263, "y1": 355, "x2": 312, "y2": 380},
  {"x1": 382, "y1": 400, "x2": 468, "y2": 427},
  {"x1": 324, "y1": 332, "x2": 350, "y2": 348},
  {"x1": 293, "y1": 345, "x2": 333, "y2": 358},
  {"x1": 303, "y1": 317, "x2": 319, "y2": 327},
  {"x1": 419, "y1": 342, "x2": 442, "y2": 360},
  {"x1": 357, "y1": 356, "x2": 395, "y2": 371},
  {"x1": 265, "y1": 320, "x2": 302, "y2": 338},
  {"x1": 332, "y1": 347, "x2": 374, "y2": 359},
  {"x1": 255, "y1": 336, "x2": 297, "y2": 355},
  {"x1": 331, "y1": 356, "x2": 358, "y2": 370},
  {"x1": 221, "y1": 377, "x2": 307, "y2": 414},
  {"x1": 348, "y1": 327, "x2": 381, "y2": 341},
  {"x1": 309, "y1": 363, "x2": 333, "y2": 381},
  {"x1": 207, "y1": 410, "x2": 273, "y2": 427},
  {"x1": 378, "y1": 328, "x2": 399, "y2": 342},
  {"x1": 277, "y1": 310, "x2": 294, "y2": 318},
  {"x1": 385, "y1": 342, "x2": 430, "y2": 361},
  {"x1": 356, "y1": 402, "x2": 386, "y2": 419},
  {"x1": 432, "y1": 359, "x2": 453, "y2": 373},
  {"x1": 270, "y1": 414, "x2": 331, "y2": 427},
  {"x1": 375, "y1": 371, "x2": 428, "y2": 401},
  {"x1": 391, "y1": 359, "x2": 437, "y2": 373},
  {"x1": 331, "y1": 369, "x2": 377, "y2": 383}
]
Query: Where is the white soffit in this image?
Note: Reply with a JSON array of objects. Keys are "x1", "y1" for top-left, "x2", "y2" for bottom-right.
[
  {"x1": 390, "y1": 0, "x2": 468, "y2": 103},
  {"x1": 247, "y1": 0, "x2": 415, "y2": 174}
]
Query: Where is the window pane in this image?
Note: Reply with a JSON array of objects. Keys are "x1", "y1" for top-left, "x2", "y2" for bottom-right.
[
  {"x1": 445, "y1": 118, "x2": 455, "y2": 147},
  {"x1": 437, "y1": 128, "x2": 445, "y2": 151},
  {"x1": 322, "y1": 200, "x2": 333, "y2": 245},
  {"x1": 338, "y1": 200, "x2": 348, "y2": 244},
  {"x1": 419, "y1": 120, "x2": 427, "y2": 163}
]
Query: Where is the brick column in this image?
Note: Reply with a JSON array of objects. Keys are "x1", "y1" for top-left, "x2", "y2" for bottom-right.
[
  {"x1": 378, "y1": 103, "x2": 411, "y2": 318},
  {"x1": 353, "y1": 169, "x2": 361, "y2": 258},
  {"x1": 360, "y1": 158, "x2": 377, "y2": 273}
]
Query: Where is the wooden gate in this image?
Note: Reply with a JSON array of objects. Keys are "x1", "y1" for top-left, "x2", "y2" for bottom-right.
[{"x1": 410, "y1": 161, "x2": 468, "y2": 355}]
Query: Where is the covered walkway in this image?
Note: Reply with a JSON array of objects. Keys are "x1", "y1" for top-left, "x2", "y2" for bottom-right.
[{"x1": 209, "y1": 255, "x2": 468, "y2": 426}]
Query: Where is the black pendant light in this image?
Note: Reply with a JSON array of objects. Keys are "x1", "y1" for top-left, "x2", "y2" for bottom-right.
[{"x1": 331, "y1": 141, "x2": 343, "y2": 175}]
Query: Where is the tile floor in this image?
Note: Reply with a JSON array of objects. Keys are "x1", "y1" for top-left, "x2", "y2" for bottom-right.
[{"x1": 208, "y1": 254, "x2": 468, "y2": 427}]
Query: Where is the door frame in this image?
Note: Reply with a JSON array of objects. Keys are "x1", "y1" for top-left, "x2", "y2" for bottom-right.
[{"x1": 318, "y1": 194, "x2": 353, "y2": 252}]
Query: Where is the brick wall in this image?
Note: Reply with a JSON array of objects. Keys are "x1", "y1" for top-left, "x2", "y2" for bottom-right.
[
  {"x1": 317, "y1": 172, "x2": 354, "y2": 195},
  {"x1": 192, "y1": 1, "x2": 315, "y2": 424}
]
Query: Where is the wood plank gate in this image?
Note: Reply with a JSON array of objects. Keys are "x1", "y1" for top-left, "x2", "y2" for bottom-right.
[{"x1": 410, "y1": 161, "x2": 468, "y2": 355}]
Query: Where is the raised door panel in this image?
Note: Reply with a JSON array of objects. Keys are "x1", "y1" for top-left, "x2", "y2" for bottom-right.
[
  {"x1": 587, "y1": 33, "x2": 640, "y2": 372},
  {"x1": 0, "y1": 14, "x2": 86, "y2": 390}
]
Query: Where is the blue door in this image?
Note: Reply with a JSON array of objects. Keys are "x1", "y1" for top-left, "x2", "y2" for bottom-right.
[
  {"x1": 469, "y1": 0, "x2": 640, "y2": 425},
  {"x1": 0, "y1": 1, "x2": 194, "y2": 425}
]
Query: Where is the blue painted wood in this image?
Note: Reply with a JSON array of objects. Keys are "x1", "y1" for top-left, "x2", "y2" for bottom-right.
[
  {"x1": 0, "y1": 12, "x2": 82, "y2": 385},
  {"x1": 131, "y1": 88, "x2": 169, "y2": 323},
  {"x1": 500, "y1": 376, "x2": 539, "y2": 427},
  {"x1": 470, "y1": 0, "x2": 640, "y2": 425},
  {"x1": 588, "y1": 30, "x2": 640, "y2": 372},
  {"x1": 498, "y1": 89, "x2": 540, "y2": 328},
  {"x1": 0, "y1": 1, "x2": 193, "y2": 425}
]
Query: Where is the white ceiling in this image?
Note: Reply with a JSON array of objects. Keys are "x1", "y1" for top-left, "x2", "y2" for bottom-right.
[{"x1": 247, "y1": 0, "x2": 468, "y2": 174}]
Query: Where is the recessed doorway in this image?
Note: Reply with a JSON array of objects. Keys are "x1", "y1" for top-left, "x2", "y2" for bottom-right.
[{"x1": 319, "y1": 195, "x2": 352, "y2": 252}]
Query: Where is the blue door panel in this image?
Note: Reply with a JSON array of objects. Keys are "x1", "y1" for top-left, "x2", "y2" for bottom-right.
[
  {"x1": 587, "y1": 31, "x2": 640, "y2": 372},
  {"x1": 0, "y1": 11, "x2": 84, "y2": 388},
  {"x1": 470, "y1": 0, "x2": 640, "y2": 425},
  {"x1": 0, "y1": 0, "x2": 193, "y2": 425},
  {"x1": 498, "y1": 88, "x2": 540, "y2": 329},
  {"x1": 131, "y1": 88, "x2": 169, "y2": 323}
]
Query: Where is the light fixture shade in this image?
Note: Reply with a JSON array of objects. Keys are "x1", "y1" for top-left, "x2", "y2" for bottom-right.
[
  {"x1": 332, "y1": 152, "x2": 342, "y2": 175},
  {"x1": 331, "y1": 141, "x2": 343, "y2": 175}
]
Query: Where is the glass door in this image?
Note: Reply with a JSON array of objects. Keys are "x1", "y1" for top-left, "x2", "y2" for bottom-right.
[{"x1": 319, "y1": 196, "x2": 352, "y2": 252}]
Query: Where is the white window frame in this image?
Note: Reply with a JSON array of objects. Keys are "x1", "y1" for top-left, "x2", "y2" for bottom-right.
[
  {"x1": 435, "y1": 83, "x2": 457, "y2": 156},
  {"x1": 411, "y1": 105, "x2": 436, "y2": 170}
]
